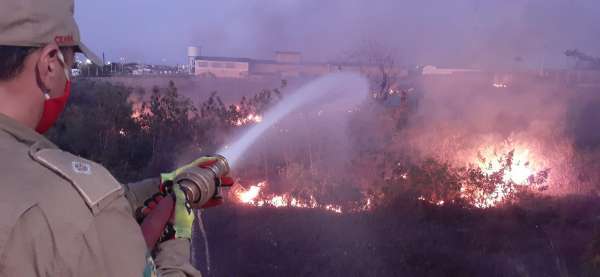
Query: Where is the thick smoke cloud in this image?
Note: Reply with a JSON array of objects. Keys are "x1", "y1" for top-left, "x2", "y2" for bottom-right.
[
  {"x1": 397, "y1": 74, "x2": 600, "y2": 195},
  {"x1": 78, "y1": 0, "x2": 600, "y2": 68}
]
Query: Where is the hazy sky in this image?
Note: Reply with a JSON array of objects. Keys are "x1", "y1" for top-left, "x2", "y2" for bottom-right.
[{"x1": 76, "y1": 0, "x2": 600, "y2": 68}]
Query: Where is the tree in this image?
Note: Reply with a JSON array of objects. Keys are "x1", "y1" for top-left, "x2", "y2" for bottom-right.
[
  {"x1": 565, "y1": 49, "x2": 600, "y2": 70},
  {"x1": 48, "y1": 80, "x2": 152, "y2": 181},
  {"x1": 139, "y1": 81, "x2": 200, "y2": 174},
  {"x1": 346, "y1": 40, "x2": 402, "y2": 101}
]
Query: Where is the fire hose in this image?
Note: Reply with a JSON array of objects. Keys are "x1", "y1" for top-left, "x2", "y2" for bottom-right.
[{"x1": 140, "y1": 155, "x2": 231, "y2": 250}]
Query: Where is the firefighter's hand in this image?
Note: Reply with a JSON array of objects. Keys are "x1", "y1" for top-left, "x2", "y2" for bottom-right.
[
  {"x1": 172, "y1": 184, "x2": 194, "y2": 240},
  {"x1": 136, "y1": 186, "x2": 195, "y2": 242},
  {"x1": 148, "y1": 184, "x2": 196, "y2": 242},
  {"x1": 159, "y1": 156, "x2": 235, "y2": 209},
  {"x1": 159, "y1": 156, "x2": 219, "y2": 185},
  {"x1": 135, "y1": 192, "x2": 166, "y2": 223}
]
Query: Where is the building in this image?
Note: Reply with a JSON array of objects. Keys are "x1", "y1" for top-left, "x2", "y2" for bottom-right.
[
  {"x1": 190, "y1": 48, "x2": 408, "y2": 79},
  {"x1": 193, "y1": 51, "x2": 360, "y2": 79},
  {"x1": 188, "y1": 46, "x2": 201, "y2": 74},
  {"x1": 194, "y1": 57, "x2": 252, "y2": 78},
  {"x1": 275, "y1": 51, "x2": 302, "y2": 63},
  {"x1": 421, "y1": 65, "x2": 480, "y2": 75},
  {"x1": 250, "y1": 60, "x2": 334, "y2": 78}
]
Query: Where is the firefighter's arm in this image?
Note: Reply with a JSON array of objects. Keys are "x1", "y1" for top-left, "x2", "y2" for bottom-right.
[
  {"x1": 0, "y1": 205, "x2": 69, "y2": 276},
  {"x1": 154, "y1": 239, "x2": 201, "y2": 277},
  {"x1": 119, "y1": 180, "x2": 201, "y2": 277},
  {"x1": 122, "y1": 177, "x2": 161, "y2": 216},
  {"x1": 124, "y1": 183, "x2": 200, "y2": 276},
  {"x1": 153, "y1": 184, "x2": 201, "y2": 277}
]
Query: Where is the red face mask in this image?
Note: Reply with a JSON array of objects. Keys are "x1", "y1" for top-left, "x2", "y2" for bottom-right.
[
  {"x1": 35, "y1": 80, "x2": 71, "y2": 133},
  {"x1": 35, "y1": 52, "x2": 71, "y2": 134}
]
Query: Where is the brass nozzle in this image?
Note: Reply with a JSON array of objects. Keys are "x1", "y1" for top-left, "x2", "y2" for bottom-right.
[
  {"x1": 205, "y1": 155, "x2": 230, "y2": 177},
  {"x1": 174, "y1": 155, "x2": 230, "y2": 208}
]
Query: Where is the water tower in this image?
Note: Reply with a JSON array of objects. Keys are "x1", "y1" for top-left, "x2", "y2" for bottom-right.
[{"x1": 187, "y1": 46, "x2": 201, "y2": 75}]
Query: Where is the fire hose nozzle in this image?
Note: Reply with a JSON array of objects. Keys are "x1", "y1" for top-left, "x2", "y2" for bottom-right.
[{"x1": 174, "y1": 155, "x2": 230, "y2": 209}]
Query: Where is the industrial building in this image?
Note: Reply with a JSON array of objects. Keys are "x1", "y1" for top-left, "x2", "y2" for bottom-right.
[{"x1": 186, "y1": 46, "x2": 404, "y2": 79}]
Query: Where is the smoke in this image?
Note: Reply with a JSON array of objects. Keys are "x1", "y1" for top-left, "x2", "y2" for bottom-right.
[
  {"x1": 395, "y1": 73, "x2": 600, "y2": 195},
  {"x1": 218, "y1": 72, "x2": 369, "y2": 168},
  {"x1": 223, "y1": 73, "x2": 370, "y2": 200},
  {"x1": 80, "y1": 0, "x2": 600, "y2": 67}
]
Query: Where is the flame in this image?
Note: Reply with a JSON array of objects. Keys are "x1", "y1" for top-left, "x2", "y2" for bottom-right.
[
  {"x1": 418, "y1": 196, "x2": 446, "y2": 206},
  {"x1": 470, "y1": 184, "x2": 516, "y2": 209},
  {"x1": 238, "y1": 182, "x2": 264, "y2": 203},
  {"x1": 414, "y1": 142, "x2": 547, "y2": 209},
  {"x1": 233, "y1": 113, "x2": 263, "y2": 126},
  {"x1": 235, "y1": 141, "x2": 548, "y2": 211},
  {"x1": 233, "y1": 181, "x2": 375, "y2": 214},
  {"x1": 461, "y1": 143, "x2": 543, "y2": 208},
  {"x1": 131, "y1": 111, "x2": 142, "y2": 120},
  {"x1": 476, "y1": 146, "x2": 535, "y2": 185},
  {"x1": 130, "y1": 102, "x2": 151, "y2": 120}
]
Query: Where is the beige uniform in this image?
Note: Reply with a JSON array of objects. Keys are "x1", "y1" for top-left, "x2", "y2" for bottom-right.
[{"x1": 0, "y1": 113, "x2": 201, "y2": 277}]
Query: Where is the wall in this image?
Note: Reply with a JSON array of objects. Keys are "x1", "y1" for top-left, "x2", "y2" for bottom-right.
[{"x1": 195, "y1": 60, "x2": 250, "y2": 78}]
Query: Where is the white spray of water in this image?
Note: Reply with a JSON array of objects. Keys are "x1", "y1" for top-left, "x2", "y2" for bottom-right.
[{"x1": 217, "y1": 72, "x2": 370, "y2": 167}]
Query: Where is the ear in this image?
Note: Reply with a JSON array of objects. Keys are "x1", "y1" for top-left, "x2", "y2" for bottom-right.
[{"x1": 36, "y1": 43, "x2": 63, "y2": 92}]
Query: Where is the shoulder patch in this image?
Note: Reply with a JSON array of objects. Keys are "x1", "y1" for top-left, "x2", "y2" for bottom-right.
[{"x1": 31, "y1": 148, "x2": 124, "y2": 215}]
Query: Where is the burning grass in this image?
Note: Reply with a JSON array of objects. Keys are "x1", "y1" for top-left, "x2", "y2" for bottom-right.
[
  {"x1": 230, "y1": 144, "x2": 552, "y2": 213},
  {"x1": 408, "y1": 144, "x2": 551, "y2": 209},
  {"x1": 231, "y1": 147, "x2": 549, "y2": 213},
  {"x1": 231, "y1": 181, "x2": 376, "y2": 214},
  {"x1": 461, "y1": 146, "x2": 550, "y2": 208},
  {"x1": 57, "y1": 77, "x2": 600, "y2": 276}
]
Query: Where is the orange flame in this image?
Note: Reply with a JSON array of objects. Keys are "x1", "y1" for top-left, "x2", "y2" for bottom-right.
[
  {"x1": 233, "y1": 181, "x2": 374, "y2": 214},
  {"x1": 238, "y1": 182, "x2": 264, "y2": 203},
  {"x1": 233, "y1": 113, "x2": 263, "y2": 126},
  {"x1": 462, "y1": 143, "x2": 542, "y2": 208}
]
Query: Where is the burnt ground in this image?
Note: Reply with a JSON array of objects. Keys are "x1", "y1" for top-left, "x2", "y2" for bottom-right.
[{"x1": 192, "y1": 194, "x2": 600, "y2": 277}]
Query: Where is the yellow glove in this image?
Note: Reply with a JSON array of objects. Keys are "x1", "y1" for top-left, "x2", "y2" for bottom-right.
[
  {"x1": 159, "y1": 156, "x2": 234, "y2": 209},
  {"x1": 172, "y1": 184, "x2": 194, "y2": 240},
  {"x1": 160, "y1": 156, "x2": 219, "y2": 185}
]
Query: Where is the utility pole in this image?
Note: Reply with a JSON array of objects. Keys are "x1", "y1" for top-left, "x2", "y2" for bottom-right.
[{"x1": 102, "y1": 52, "x2": 105, "y2": 76}]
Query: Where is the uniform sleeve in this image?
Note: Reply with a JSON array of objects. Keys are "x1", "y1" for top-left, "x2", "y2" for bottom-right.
[
  {"x1": 122, "y1": 177, "x2": 161, "y2": 215},
  {"x1": 0, "y1": 205, "x2": 70, "y2": 276},
  {"x1": 154, "y1": 239, "x2": 202, "y2": 277},
  {"x1": 124, "y1": 179, "x2": 202, "y2": 276}
]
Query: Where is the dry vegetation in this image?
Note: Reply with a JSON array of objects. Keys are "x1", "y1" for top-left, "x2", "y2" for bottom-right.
[{"x1": 50, "y1": 76, "x2": 600, "y2": 276}]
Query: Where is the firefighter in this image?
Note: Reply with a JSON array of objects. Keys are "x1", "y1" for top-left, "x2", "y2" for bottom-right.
[{"x1": 0, "y1": 0, "x2": 214, "y2": 276}]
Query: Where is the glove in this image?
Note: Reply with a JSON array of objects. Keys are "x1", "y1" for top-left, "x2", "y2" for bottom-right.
[
  {"x1": 136, "y1": 157, "x2": 225, "y2": 222},
  {"x1": 159, "y1": 156, "x2": 217, "y2": 185},
  {"x1": 139, "y1": 156, "x2": 235, "y2": 242},
  {"x1": 138, "y1": 184, "x2": 196, "y2": 242},
  {"x1": 159, "y1": 156, "x2": 234, "y2": 209},
  {"x1": 172, "y1": 183, "x2": 194, "y2": 240},
  {"x1": 135, "y1": 192, "x2": 165, "y2": 223}
]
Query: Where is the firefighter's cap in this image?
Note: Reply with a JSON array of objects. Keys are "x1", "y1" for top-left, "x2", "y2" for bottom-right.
[{"x1": 0, "y1": 0, "x2": 101, "y2": 64}]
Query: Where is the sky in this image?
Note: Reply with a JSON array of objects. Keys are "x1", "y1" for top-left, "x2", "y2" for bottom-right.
[{"x1": 76, "y1": 0, "x2": 600, "y2": 69}]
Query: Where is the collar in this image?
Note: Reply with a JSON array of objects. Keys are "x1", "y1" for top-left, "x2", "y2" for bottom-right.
[{"x1": 0, "y1": 112, "x2": 57, "y2": 148}]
